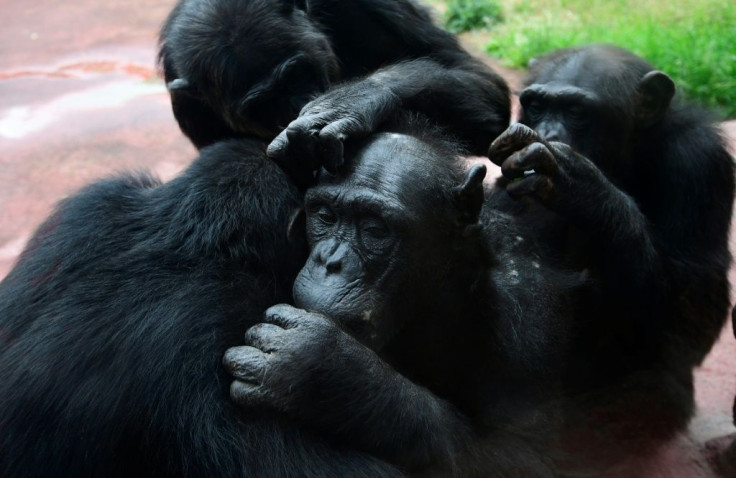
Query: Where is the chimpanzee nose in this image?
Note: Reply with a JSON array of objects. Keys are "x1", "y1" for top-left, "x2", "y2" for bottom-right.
[
  {"x1": 315, "y1": 239, "x2": 345, "y2": 274},
  {"x1": 538, "y1": 125, "x2": 559, "y2": 141},
  {"x1": 324, "y1": 242, "x2": 349, "y2": 274},
  {"x1": 325, "y1": 256, "x2": 342, "y2": 273},
  {"x1": 542, "y1": 131, "x2": 559, "y2": 141}
]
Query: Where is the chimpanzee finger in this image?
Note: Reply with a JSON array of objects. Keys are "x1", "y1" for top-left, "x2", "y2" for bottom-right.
[
  {"x1": 284, "y1": 121, "x2": 321, "y2": 167},
  {"x1": 501, "y1": 142, "x2": 559, "y2": 180},
  {"x1": 222, "y1": 346, "x2": 268, "y2": 383},
  {"x1": 267, "y1": 151, "x2": 315, "y2": 192},
  {"x1": 266, "y1": 129, "x2": 290, "y2": 160},
  {"x1": 487, "y1": 123, "x2": 541, "y2": 166},
  {"x1": 506, "y1": 174, "x2": 556, "y2": 203},
  {"x1": 318, "y1": 119, "x2": 362, "y2": 174},
  {"x1": 267, "y1": 119, "x2": 326, "y2": 189},
  {"x1": 263, "y1": 304, "x2": 323, "y2": 329},
  {"x1": 243, "y1": 323, "x2": 285, "y2": 352},
  {"x1": 230, "y1": 380, "x2": 269, "y2": 408},
  {"x1": 317, "y1": 135, "x2": 344, "y2": 176},
  {"x1": 262, "y1": 304, "x2": 304, "y2": 329}
]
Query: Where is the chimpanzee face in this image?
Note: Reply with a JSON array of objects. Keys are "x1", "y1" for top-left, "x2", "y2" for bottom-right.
[
  {"x1": 519, "y1": 84, "x2": 601, "y2": 148},
  {"x1": 518, "y1": 83, "x2": 629, "y2": 176},
  {"x1": 292, "y1": 135, "x2": 420, "y2": 348},
  {"x1": 519, "y1": 46, "x2": 675, "y2": 181},
  {"x1": 292, "y1": 132, "x2": 485, "y2": 349}
]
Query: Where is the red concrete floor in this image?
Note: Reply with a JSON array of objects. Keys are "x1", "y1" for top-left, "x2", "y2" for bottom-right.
[
  {"x1": 0, "y1": 0, "x2": 197, "y2": 276},
  {"x1": 0, "y1": 0, "x2": 735, "y2": 475}
]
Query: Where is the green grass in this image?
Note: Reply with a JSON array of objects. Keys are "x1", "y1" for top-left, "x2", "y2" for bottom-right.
[
  {"x1": 439, "y1": 0, "x2": 735, "y2": 117},
  {"x1": 444, "y1": 0, "x2": 503, "y2": 33}
]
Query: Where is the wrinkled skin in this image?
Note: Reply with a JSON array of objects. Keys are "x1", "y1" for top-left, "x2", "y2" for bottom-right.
[
  {"x1": 224, "y1": 304, "x2": 370, "y2": 410},
  {"x1": 267, "y1": 77, "x2": 401, "y2": 184},
  {"x1": 489, "y1": 123, "x2": 623, "y2": 220}
]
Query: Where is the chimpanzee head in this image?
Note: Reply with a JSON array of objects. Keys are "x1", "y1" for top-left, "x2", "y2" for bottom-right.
[
  {"x1": 161, "y1": 0, "x2": 339, "y2": 145},
  {"x1": 292, "y1": 129, "x2": 487, "y2": 349},
  {"x1": 519, "y1": 45, "x2": 675, "y2": 179}
]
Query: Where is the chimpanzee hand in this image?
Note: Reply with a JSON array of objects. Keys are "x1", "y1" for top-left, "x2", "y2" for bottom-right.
[
  {"x1": 222, "y1": 304, "x2": 380, "y2": 418},
  {"x1": 487, "y1": 123, "x2": 608, "y2": 214},
  {"x1": 266, "y1": 79, "x2": 401, "y2": 187}
]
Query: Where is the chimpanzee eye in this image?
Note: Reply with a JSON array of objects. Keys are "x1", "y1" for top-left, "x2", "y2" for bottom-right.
[
  {"x1": 566, "y1": 105, "x2": 587, "y2": 123},
  {"x1": 360, "y1": 218, "x2": 390, "y2": 239},
  {"x1": 314, "y1": 206, "x2": 337, "y2": 225}
]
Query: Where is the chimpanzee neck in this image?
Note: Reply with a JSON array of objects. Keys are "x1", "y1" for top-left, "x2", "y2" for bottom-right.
[
  {"x1": 413, "y1": 231, "x2": 493, "y2": 322},
  {"x1": 381, "y1": 237, "x2": 496, "y2": 408}
]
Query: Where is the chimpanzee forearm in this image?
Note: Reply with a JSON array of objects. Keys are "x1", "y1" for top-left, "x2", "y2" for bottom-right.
[
  {"x1": 370, "y1": 59, "x2": 510, "y2": 154},
  {"x1": 267, "y1": 59, "x2": 509, "y2": 185},
  {"x1": 566, "y1": 176, "x2": 664, "y2": 294},
  {"x1": 307, "y1": 350, "x2": 474, "y2": 473},
  {"x1": 489, "y1": 125, "x2": 664, "y2": 296},
  {"x1": 224, "y1": 305, "x2": 476, "y2": 474}
]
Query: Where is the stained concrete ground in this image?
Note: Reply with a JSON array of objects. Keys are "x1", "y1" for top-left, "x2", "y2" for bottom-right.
[{"x1": 0, "y1": 0, "x2": 734, "y2": 475}]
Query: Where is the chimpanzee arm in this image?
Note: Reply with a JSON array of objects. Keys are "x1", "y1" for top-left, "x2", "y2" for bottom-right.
[
  {"x1": 377, "y1": 58, "x2": 511, "y2": 154},
  {"x1": 311, "y1": 0, "x2": 512, "y2": 151},
  {"x1": 223, "y1": 304, "x2": 476, "y2": 474},
  {"x1": 267, "y1": 58, "x2": 509, "y2": 182},
  {"x1": 488, "y1": 124, "x2": 664, "y2": 295}
]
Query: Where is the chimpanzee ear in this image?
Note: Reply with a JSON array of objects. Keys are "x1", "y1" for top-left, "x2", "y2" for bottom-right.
[
  {"x1": 636, "y1": 71, "x2": 675, "y2": 129},
  {"x1": 287, "y1": 208, "x2": 306, "y2": 245},
  {"x1": 167, "y1": 78, "x2": 198, "y2": 98},
  {"x1": 452, "y1": 164, "x2": 487, "y2": 225}
]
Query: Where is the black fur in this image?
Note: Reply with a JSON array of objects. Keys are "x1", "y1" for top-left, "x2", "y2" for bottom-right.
[{"x1": 0, "y1": 140, "x2": 401, "y2": 477}]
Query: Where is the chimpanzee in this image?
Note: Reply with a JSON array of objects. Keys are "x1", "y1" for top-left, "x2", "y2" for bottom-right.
[
  {"x1": 158, "y1": 0, "x2": 510, "y2": 161},
  {"x1": 488, "y1": 45, "x2": 734, "y2": 440},
  {"x1": 0, "y1": 140, "x2": 403, "y2": 477},
  {"x1": 223, "y1": 120, "x2": 587, "y2": 476}
]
